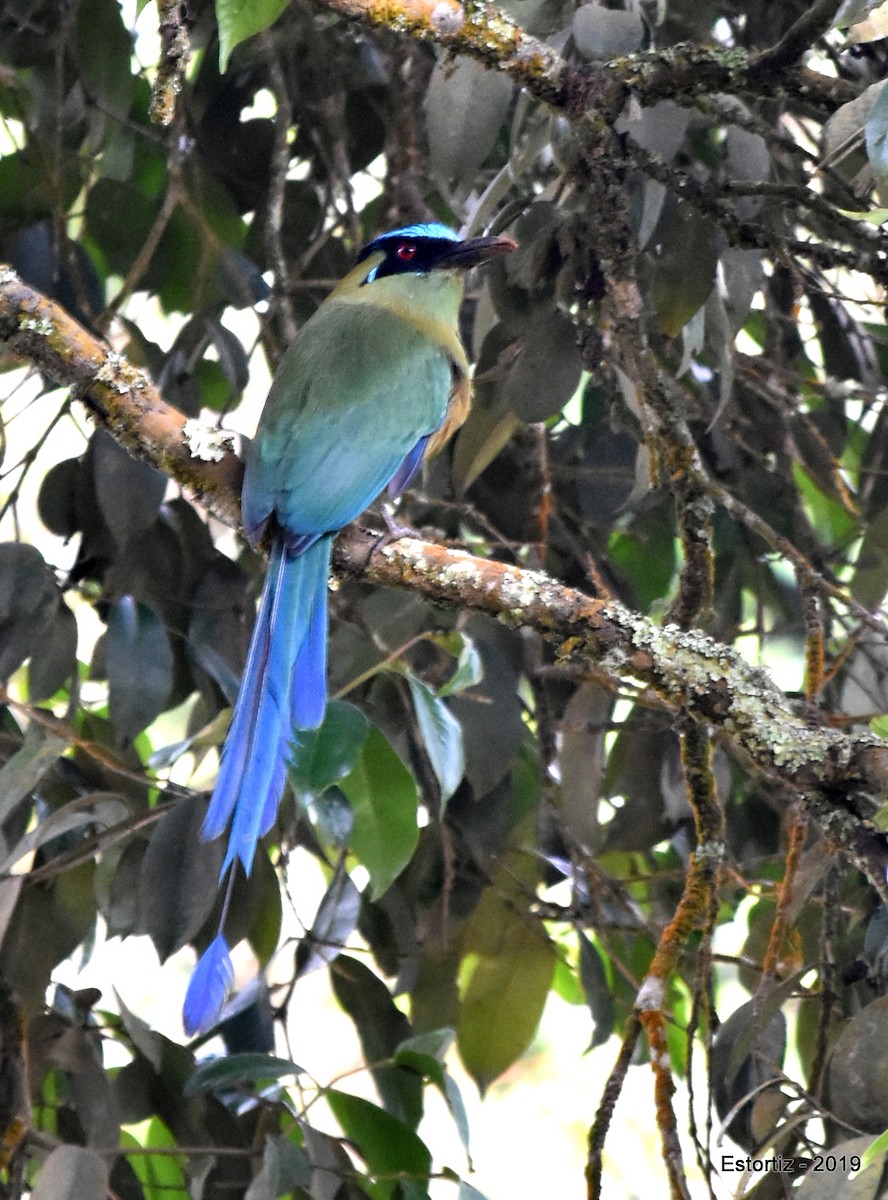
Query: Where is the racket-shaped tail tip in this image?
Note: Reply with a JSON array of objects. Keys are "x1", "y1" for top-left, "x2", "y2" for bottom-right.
[{"x1": 183, "y1": 934, "x2": 234, "y2": 1037}]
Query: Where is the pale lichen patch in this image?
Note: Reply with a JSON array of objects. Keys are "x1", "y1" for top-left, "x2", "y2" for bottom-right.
[
  {"x1": 19, "y1": 314, "x2": 53, "y2": 336},
  {"x1": 96, "y1": 352, "x2": 150, "y2": 395},
  {"x1": 430, "y1": 1, "x2": 464, "y2": 33},
  {"x1": 636, "y1": 976, "x2": 665, "y2": 1011},
  {"x1": 183, "y1": 418, "x2": 235, "y2": 463}
]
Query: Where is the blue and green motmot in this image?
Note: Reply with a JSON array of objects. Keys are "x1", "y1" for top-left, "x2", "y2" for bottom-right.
[{"x1": 184, "y1": 223, "x2": 516, "y2": 1035}]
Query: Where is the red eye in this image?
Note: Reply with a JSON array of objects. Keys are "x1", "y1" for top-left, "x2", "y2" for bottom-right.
[{"x1": 396, "y1": 242, "x2": 417, "y2": 261}]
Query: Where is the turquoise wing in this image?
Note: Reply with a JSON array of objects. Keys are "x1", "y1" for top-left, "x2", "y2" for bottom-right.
[{"x1": 243, "y1": 299, "x2": 452, "y2": 542}]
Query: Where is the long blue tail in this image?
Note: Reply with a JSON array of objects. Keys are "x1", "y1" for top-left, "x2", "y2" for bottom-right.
[
  {"x1": 200, "y1": 533, "x2": 333, "y2": 876},
  {"x1": 185, "y1": 534, "x2": 332, "y2": 1035}
]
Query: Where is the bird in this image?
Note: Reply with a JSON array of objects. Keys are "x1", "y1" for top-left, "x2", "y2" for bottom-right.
[{"x1": 183, "y1": 222, "x2": 516, "y2": 1035}]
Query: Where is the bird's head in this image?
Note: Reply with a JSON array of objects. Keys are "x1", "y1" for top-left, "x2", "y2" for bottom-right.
[{"x1": 355, "y1": 222, "x2": 516, "y2": 284}]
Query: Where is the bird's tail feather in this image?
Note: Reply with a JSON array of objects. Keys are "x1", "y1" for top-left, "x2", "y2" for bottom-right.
[
  {"x1": 200, "y1": 535, "x2": 333, "y2": 876},
  {"x1": 186, "y1": 535, "x2": 333, "y2": 1035}
]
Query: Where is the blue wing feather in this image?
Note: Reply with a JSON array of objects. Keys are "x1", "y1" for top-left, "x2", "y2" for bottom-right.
[{"x1": 242, "y1": 301, "x2": 451, "y2": 541}]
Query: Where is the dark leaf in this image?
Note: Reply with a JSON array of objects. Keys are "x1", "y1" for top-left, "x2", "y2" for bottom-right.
[
  {"x1": 0, "y1": 543, "x2": 59, "y2": 679},
  {"x1": 652, "y1": 201, "x2": 718, "y2": 337},
  {"x1": 331, "y1": 955, "x2": 422, "y2": 1128},
  {"x1": 137, "y1": 794, "x2": 226, "y2": 961},
  {"x1": 216, "y1": 246, "x2": 270, "y2": 309},
  {"x1": 426, "y1": 58, "x2": 512, "y2": 191},
  {"x1": 865, "y1": 78, "x2": 888, "y2": 182},
  {"x1": 449, "y1": 620, "x2": 524, "y2": 800},
  {"x1": 559, "y1": 683, "x2": 611, "y2": 852},
  {"x1": 0, "y1": 862, "x2": 96, "y2": 1014},
  {"x1": 85, "y1": 178, "x2": 163, "y2": 278},
  {"x1": 572, "y1": 5, "x2": 646, "y2": 58},
  {"x1": 712, "y1": 996, "x2": 788, "y2": 1151},
  {"x1": 31, "y1": 1146, "x2": 108, "y2": 1200},
  {"x1": 106, "y1": 597, "x2": 174, "y2": 739},
  {"x1": 506, "y1": 308, "x2": 582, "y2": 422},
  {"x1": 577, "y1": 933, "x2": 615, "y2": 1048},
  {"x1": 187, "y1": 556, "x2": 252, "y2": 705},
  {"x1": 37, "y1": 457, "x2": 82, "y2": 539},
  {"x1": 297, "y1": 866, "x2": 362, "y2": 978},
  {"x1": 245, "y1": 1136, "x2": 312, "y2": 1200},
  {"x1": 28, "y1": 600, "x2": 77, "y2": 701},
  {"x1": 826, "y1": 996, "x2": 888, "y2": 1132},
  {"x1": 184, "y1": 1053, "x2": 303, "y2": 1097},
  {"x1": 91, "y1": 429, "x2": 167, "y2": 551},
  {"x1": 73, "y1": 0, "x2": 134, "y2": 122}
]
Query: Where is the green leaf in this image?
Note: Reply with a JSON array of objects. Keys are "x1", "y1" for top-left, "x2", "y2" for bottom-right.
[
  {"x1": 289, "y1": 701, "x2": 370, "y2": 802},
  {"x1": 434, "y1": 632, "x2": 484, "y2": 697},
  {"x1": 652, "y1": 202, "x2": 717, "y2": 337},
  {"x1": 451, "y1": 394, "x2": 522, "y2": 494},
  {"x1": 106, "y1": 597, "x2": 174, "y2": 739},
  {"x1": 838, "y1": 206, "x2": 888, "y2": 223},
  {"x1": 326, "y1": 1090, "x2": 432, "y2": 1197},
  {"x1": 340, "y1": 729, "x2": 418, "y2": 899},
  {"x1": 216, "y1": 0, "x2": 290, "y2": 72},
  {"x1": 0, "y1": 720, "x2": 69, "y2": 826},
  {"x1": 184, "y1": 1053, "x2": 303, "y2": 1096},
  {"x1": 609, "y1": 506, "x2": 677, "y2": 609},
  {"x1": 861, "y1": 1127, "x2": 888, "y2": 1170},
  {"x1": 792, "y1": 461, "x2": 856, "y2": 546},
  {"x1": 395, "y1": 1033, "x2": 471, "y2": 1156},
  {"x1": 408, "y1": 676, "x2": 465, "y2": 804},
  {"x1": 121, "y1": 1121, "x2": 187, "y2": 1199},
  {"x1": 457, "y1": 891, "x2": 555, "y2": 1092}
]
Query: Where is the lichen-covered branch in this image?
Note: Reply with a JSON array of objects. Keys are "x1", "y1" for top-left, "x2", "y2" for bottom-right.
[
  {"x1": 150, "y1": 0, "x2": 191, "y2": 126},
  {"x1": 306, "y1": 0, "x2": 855, "y2": 118},
  {"x1": 332, "y1": 528, "x2": 888, "y2": 799},
  {"x1": 0, "y1": 266, "x2": 243, "y2": 529}
]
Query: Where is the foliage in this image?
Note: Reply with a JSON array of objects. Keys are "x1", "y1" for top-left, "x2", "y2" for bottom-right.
[{"x1": 3, "y1": 0, "x2": 888, "y2": 1197}]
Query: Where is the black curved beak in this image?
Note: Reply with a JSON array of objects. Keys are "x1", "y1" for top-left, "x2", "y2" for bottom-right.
[{"x1": 435, "y1": 234, "x2": 517, "y2": 270}]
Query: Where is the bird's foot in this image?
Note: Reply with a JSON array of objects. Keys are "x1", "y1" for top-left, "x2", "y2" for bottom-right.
[{"x1": 378, "y1": 502, "x2": 421, "y2": 545}]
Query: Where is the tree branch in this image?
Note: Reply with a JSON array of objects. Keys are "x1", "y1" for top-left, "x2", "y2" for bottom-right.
[
  {"x1": 0, "y1": 266, "x2": 243, "y2": 529},
  {"x1": 2, "y1": 267, "x2": 887, "y2": 892},
  {"x1": 307, "y1": 0, "x2": 857, "y2": 117}
]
